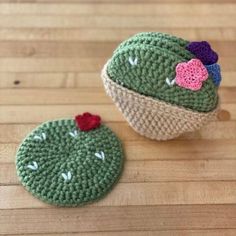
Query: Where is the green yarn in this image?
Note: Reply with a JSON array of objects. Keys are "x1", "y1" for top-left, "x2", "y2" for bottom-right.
[
  {"x1": 107, "y1": 32, "x2": 218, "y2": 112},
  {"x1": 115, "y1": 33, "x2": 191, "y2": 58},
  {"x1": 127, "y1": 32, "x2": 189, "y2": 47},
  {"x1": 16, "y1": 119, "x2": 124, "y2": 207}
]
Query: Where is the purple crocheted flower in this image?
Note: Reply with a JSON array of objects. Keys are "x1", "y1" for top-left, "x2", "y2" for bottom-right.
[
  {"x1": 175, "y1": 59, "x2": 208, "y2": 91},
  {"x1": 186, "y1": 41, "x2": 218, "y2": 65}
]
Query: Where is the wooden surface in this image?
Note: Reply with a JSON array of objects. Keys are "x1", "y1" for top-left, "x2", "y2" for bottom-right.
[{"x1": 0, "y1": 0, "x2": 236, "y2": 235}]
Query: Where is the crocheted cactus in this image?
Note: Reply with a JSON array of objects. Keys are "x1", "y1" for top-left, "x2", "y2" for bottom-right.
[
  {"x1": 107, "y1": 32, "x2": 218, "y2": 112},
  {"x1": 16, "y1": 114, "x2": 124, "y2": 206}
]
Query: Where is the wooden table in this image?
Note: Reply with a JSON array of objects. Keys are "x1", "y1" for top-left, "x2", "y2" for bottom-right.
[{"x1": 0, "y1": 0, "x2": 236, "y2": 235}]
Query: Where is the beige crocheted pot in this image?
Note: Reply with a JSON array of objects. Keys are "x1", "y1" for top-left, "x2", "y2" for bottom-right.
[{"x1": 101, "y1": 62, "x2": 218, "y2": 140}]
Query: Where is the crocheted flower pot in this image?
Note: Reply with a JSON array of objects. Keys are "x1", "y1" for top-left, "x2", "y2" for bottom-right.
[
  {"x1": 16, "y1": 113, "x2": 124, "y2": 206},
  {"x1": 101, "y1": 32, "x2": 221, "y2": 140}
]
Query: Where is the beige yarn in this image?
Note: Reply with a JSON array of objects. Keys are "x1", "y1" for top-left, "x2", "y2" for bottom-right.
[{"x1": 101, "y1": 61, "x2": 219, "y2": 140}]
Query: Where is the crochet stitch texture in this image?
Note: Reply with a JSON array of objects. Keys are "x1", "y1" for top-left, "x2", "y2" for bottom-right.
[
  {"x1": 175, "y1": 59, "x2": 208, "y2": 91},
  {"x1": 205, "y1": 63, "x2": 222, "y2": 86},
  {"x1": 107, "y1": 32, "x2": 218, "y2": 112},
  {"x1": 101, "y1": 32, "x2": 220, "y2": 140},
  {"x1": 16, "y1": 119, "x2": 124, "y2": 206},
  {"x1": 186, "y1": 41, "x2": 218, "y2": 65}
]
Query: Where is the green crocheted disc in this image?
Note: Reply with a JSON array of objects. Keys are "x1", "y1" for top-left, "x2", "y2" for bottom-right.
[{"x1": 16, "y1": 119, "x2": 124, "y2": 207}]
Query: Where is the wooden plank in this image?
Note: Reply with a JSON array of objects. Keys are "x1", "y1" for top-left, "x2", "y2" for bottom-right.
[
  {"x1": 211, "y1": 41, "x2": 236, "y2": 57},
  {"x1": 181, "y1": 121, "x2": 236, "y2": 139},
  {"x1": 125, "y1": 139, "x2": 236, "y2": 160},
  {"x1": 0, "y1": 143, "x2": 18, "y2": 163},
  {"x1": 219, "y1": 88, "x2": 236, "y2": 103},
  {"x1": 0, "y1": 124, "x2": 36, "y2": 144},
  {"x1": 1, "y1": 181, "x2": 236, "y2": 209},
  {"x1": 0, "y1": 41, "x2": 233, "y2": 58},
  {"x1": 0, "y1": 71, "x2": 234, "y2": 88},
  {"x1": 0, "y1": 163, "x2": 18, "y2": 184},
  {"x1": 1, "y1": 205, "x2": 236, "y2": 234},
  {"x1": 0, "y1": 104, "x2": 234, "y2": 123},
  {"x1": 0, "y1": 105, "x2": 124, "y2": 123},
  {"x1": 0, "y1": 58, "x2": 105, "y2": 72},
  {"x1": 0, "y1": 88, "x2": 110, "y2": 105},
  {"x1": 0, "y1": 87, "x2": 235, "y2": 104},
  {"x1": 219, "y1": 57, "x2": 236, "y2": 71},
  {"x1": 0, "y1": 3, "x2": 235, "y2": 16},
  {"x1": 0, "y1": 72, "x2": 77, "y2": 88},
  {"x1": 1, "y1": 138, "x2": 236, "y2": 164},
  {"x1": 7, "y1": 229, "x2": 236, "y2": 236},
  {"x1": 3, "y1": 159, "x2": 236, "y2": 185},
  {"x1": 0, "y1": 28, "x2": 236, "y2": 42},
  {"x1": 0, "y1": 72, "x2": 103, "y2": 88},
  {"x1": 0, "y1": 121, "x2": 236, "y2": 145},
  {"x1": 222, "y1": 104, "x2": 236, "y2": 120},
  {"x1": 0, "y1": 15, "x2": 235, "y2": 28},
  {"x1": 0, "y1": 57, "x2": 233, "y2": 72},
  {"x1": 221, "y1": 72, "x2": 236, "y2": 87},
  {"x1": 0, "y1": 41, "x2": 115, "y2": 58},
  {"x1": 1, "y1": 0, "x2": 236, "y2": 4}
]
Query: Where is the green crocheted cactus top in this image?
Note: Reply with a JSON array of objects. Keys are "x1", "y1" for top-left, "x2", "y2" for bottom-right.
[
  {"x1": 16, "y1": 119, "x2": 123, "y2": 207},
  {"x1": 107, "y1": 32, "x2": 218, "y2": 112}
]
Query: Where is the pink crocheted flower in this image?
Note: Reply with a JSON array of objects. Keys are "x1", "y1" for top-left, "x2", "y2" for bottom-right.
[{"x1": 175, "y1": 59, "x2": 208, "y2": 91}]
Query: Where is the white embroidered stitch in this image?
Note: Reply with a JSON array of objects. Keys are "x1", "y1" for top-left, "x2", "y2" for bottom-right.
[
  {"x1": 95, "y1": 151, "x2": 105, "y2": 161},
  {"x1": 128, "y1": 57, "x2": 138, "y2": 66},
  {"x1": 62, "y1": 171, "x2": 72, "y2": 181},
  {"x1": 33, "y1": 133, "x2": 46, "y2": 141},
  {"x1": 27, "y1": 161, "x2": 38, "y2": 170},
  {"x1": 69, "y1": 130, "x2": 78, "y2": 138},
  {"x1": 42, "y1": 133, "x2": 46, "y2": 140},
  {"x1": 166, "y1": 77, "x2": 176, "y2": 86},
  {"x1": 33, "y1": 135, "x2": 42, "y2": 141}
]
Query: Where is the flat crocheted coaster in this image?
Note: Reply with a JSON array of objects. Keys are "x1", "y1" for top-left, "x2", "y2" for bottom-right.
[{"x1": 16, "y1": 114, "x2": 124, "y2": 207}]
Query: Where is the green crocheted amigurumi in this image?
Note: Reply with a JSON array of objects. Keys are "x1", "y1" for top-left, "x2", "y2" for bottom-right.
[
  {"x1": 107, "y1": 32, "x2": 219, "y2": 112},
  {"x1": 16, "y1": 113, "x2": 124, "y2": 207}
]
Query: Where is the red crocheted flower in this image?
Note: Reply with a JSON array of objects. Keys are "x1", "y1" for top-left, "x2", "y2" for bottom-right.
[
  {"x1": 175, "y1": 59, "x2": 208, "y2": 91},
  {"x1": 75, "y1": 112, "x2": 101, "y2": 131}
]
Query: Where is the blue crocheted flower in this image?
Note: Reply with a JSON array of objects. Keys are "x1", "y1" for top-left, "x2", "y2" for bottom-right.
[{"x1": 205, "y1": 63, "x2": 222, "y2": 86}]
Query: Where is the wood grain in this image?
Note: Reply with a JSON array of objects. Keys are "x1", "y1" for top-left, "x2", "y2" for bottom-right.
[
  {"x1": 0, "y1": 3, "x2": 235, "y2": 16},
  {"x1": 1, "y1": 15, "x2": 236, "y2": 28},
  {"x1": 3, "y1": 159, "x2": 236, "y2": 185},
  {"x1": 6, "y1": 230, "x2": 236, "y2": 236},
  {"x1": 0, "y1": 41, "x2": 235, "y2": 58},
  {"x1": 1, "y1": 139, "x2": 236, "y2": 163},
  {"x1": 1, "y1": 205, "x2": 236, "y2": 235},
  {"x1": 0, "y1": 87, "x2": 235, "y2": 104},
  {"x1": 2, "y1": 181, "x2": 236, "y2": 209},
  {"x1": 0, "y1": 56, "x2": 234, "y2": 72},
  {"x1": 1, "y1": 28, "x2": 236, "y2": 42},
  {"x1": 0, "y1": 71, "x2": 235, "y2": 88},
  {"x1": 0, "y1": 105, "x2": 234, "y2": 123},
  {"x1": 0, "y1": 0, "x2": 236, "y2": 235}
]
